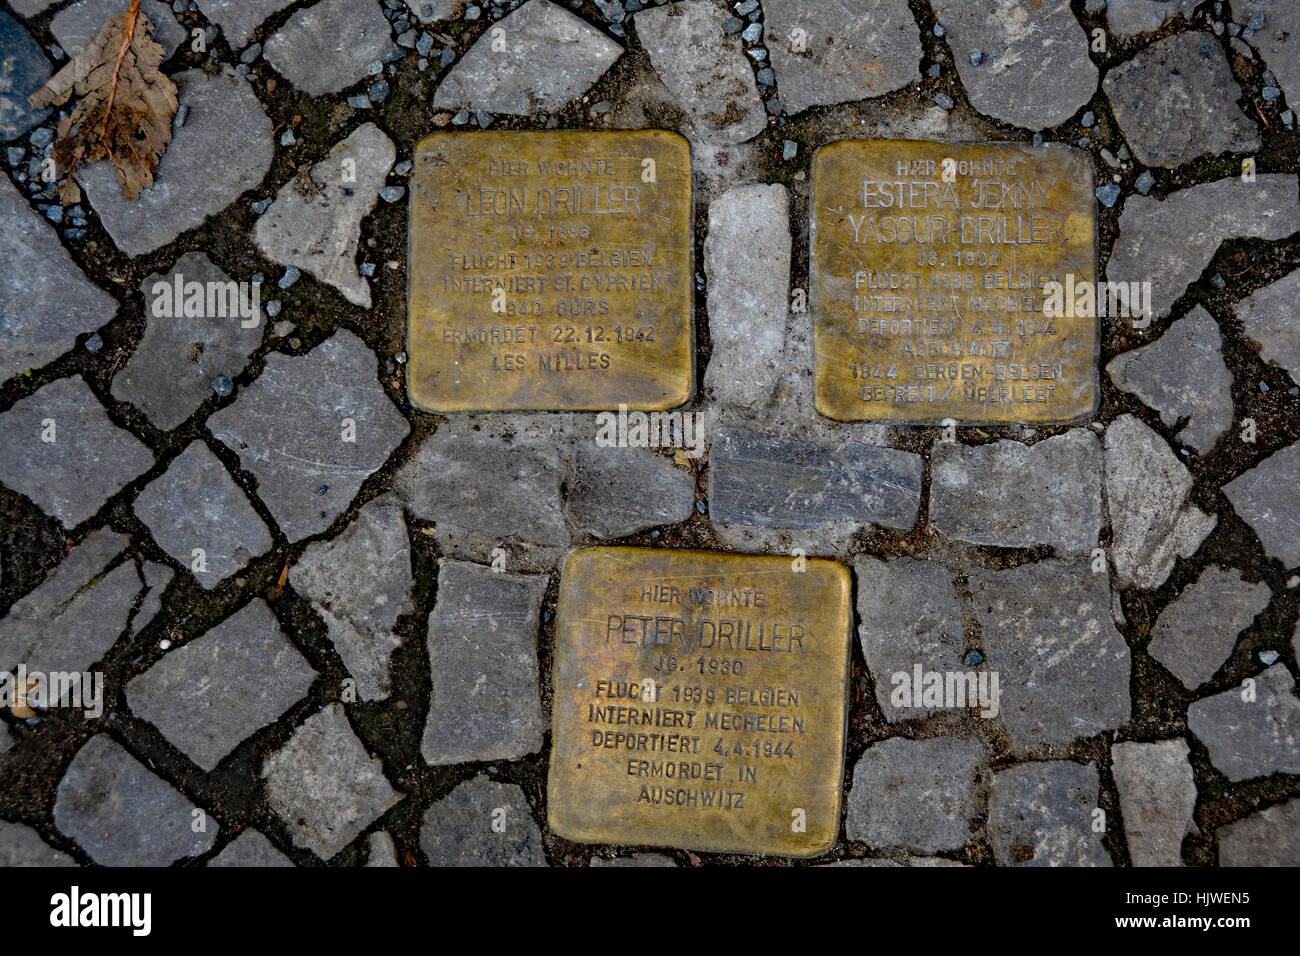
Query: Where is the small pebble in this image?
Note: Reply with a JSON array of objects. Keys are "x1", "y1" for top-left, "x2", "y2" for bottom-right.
[
  {"x1": 935, "y1": 93, "x2": 955, "y2": 111},
  {"x1": 723, "y1": 16, "x2": 743, "y2": 34},
  {"x1": 278, "y1": 266, "x2": 301, "y2": 289},
  {"x1": 5, "y1": 147, "x2": 24, "y2": 167},
  {"x1": 213, "y1": 375, "x2": 233, "y2": 397},
  {"x1": 397, "y1": 28, "x2": 418, "y2": 48},
  {"x1": 969, "y1": 49, "x2": 984, "y2": 66},
  {"x1": 175, "y1": 104, "x2": 189, "y2": 127},
  {"x1": 360, "y1": 262, "x2": 376, "y2": 277},
  {"x1": 417, "y1": 32, "x2": 434, "y2": 56},
  {"x1": 1134, "y1": 170, "x2": 1155, "y2": 195},
  {"x1": 1081, "y1": 110, "x2": 1095, "y2": 127},
  {"x1": 1260, "y1": 650, "x2": 1280, "y2": 665},
  {"x1": 265, "y1": 300, "x2": 282, "y2": 317},
  {"x1": 379, "y1": 185, "x2": 406, "y2": 203},
  {"x1": 84, "y1": 333, "x2": 103, "y2": 353},
  {"x1": 1209, "y1": 273, "x2": 1226, "y2": 290},
  {"x1": 251, "y1": 198, "x2": 273, "y2": 214},
  {"x1": 240, "y1": 42, "x2": 261, "y2": 64},
  {"x1": 1032, "y1": 133, "x2": 1043, "y2": 147},
  {"x1": 736, "y1": 0, "x2": 758, "y2": 13},
  {"x1": 466, "y1": 4, "x2": 482, "y2": 19},
  {"x1": 441, "y1": 47, "x2": 456, "y2": 67},
  {"x1": 393, "y1": 160, "x2": 413, "y2": 176},
  {"x1": 347, "y1": 95, "x2": 372, "y2": 110},
  {"x1": 756, "y1": 67, "x2": 774, "y2": 85},
  {"x1": 782, "y1": 140, "x2": 797, "y2": 161},
  {"x1": 30, "y1": 127, "x2": 53, "y2": 150},
  {"x1": 927, "y1": 63, "x2": 941, "y2": 78},
  {"x1": 741, "y1": 21, "x2": 762, "y2": 43},
  {"x1": 369, "y1": 80, "x2": 391, "y2": 103},
  {"x1": 452, "y1": 108, "x2": 470, "y2": 125},
  {"x1": 1095, "y1": 184, "x2": 1120, "y2": 207},
  {"x1": 1262, "y1": 86, "x2": 1280, "y2": 102},
  {"x1": 367, "y1": 60, "x2": 384, "y2": 75},
  {"x1": 964, "y1": 650, "x2": 983, "y2": 666}
]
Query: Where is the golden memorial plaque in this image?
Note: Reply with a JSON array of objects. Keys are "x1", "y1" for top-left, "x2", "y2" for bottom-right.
[
  {"x1": 548, "y1": 547, "x2": 852, "y2": 857},
  {"x1": 811, "y1": 139, "x2": 1098, "y2": 422},
  {"x1": 408, "y1": 130, "x2": 694, "y2": 411}
]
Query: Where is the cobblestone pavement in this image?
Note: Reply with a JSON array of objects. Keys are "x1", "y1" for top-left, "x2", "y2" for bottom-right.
[{"x1": 1, "y1": 0, "x2": 1297, "y2": 867}]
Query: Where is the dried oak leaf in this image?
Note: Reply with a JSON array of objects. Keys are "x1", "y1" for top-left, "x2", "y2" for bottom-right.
[{"x1": 28, "y1": 0, "x2": 177, "y2": 205}]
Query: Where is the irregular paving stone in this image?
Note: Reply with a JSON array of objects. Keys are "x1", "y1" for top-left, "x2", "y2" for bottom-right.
[
  {"x1": 1188, "y1": 664, "x2": 1300, "y2": 781},
  {"x1": 1218, "y1": 799, "x2": 1300, "y2": 867},
  {"x1": 970, "y1": 560, "x2": 1131, "y2": 751},
  {"x1": 930, "y1": 430, "x2": 1103, "y2": 553},
  {"x1": 703, "y1": 184, "x2": 791, "y2": 408},
  {"x1": 1107, "y1": 307, "x2": 1234, "y2": 455},
  {"x1": 1103, "y1": 32, "x2": 1261, "y2": 168},
  {"x1": 263, "y1": 0, "x2": 393, "y2": 96},
  {"x1": 590, "y1": 853, "x2": 676, "y2": 867},
  {"x1": 0, "y1": 377, "x2": 152, "y2": 529},
  {"x1": 365, "y1": 831, "x2": 398, "y2": 867},
  {"x1": 193, "y1": 0, "x2": 298, "y2": 47},
  {"x1": 1253, "y1": 1, "x2": 1299, "y2": 104},
  {"x1": 0, "y1": 822, "x2": 75, "y2": 866},
  {"x1": 263, "y1": 703, "x2": 401, "y2": 859},
  {"x1": 421, "y1": 561, "x2": 545, "y2": 764},
  {"x1": 208, "y1": 830, "x2": 294, "y2": 867},
  {"x1": 1104, "y1": 414, "x2": 1217, "y2": 590},
  {"x1": 134, "y1": 442, "x2": 272, "y2": 589},
  {"x1": 0, "y1": 178, "x2": 117, "y2": 385},
  {"x1": 1147, "y1": 566, "x2": 1271, "y2": 689},
  {"x1": 127, "y1": 600, "x2": 316, "y2": 771},
  {"x1": 81, "y1": 67, "x2": 273, "y2": 257},
  {"x1": 1112, "y1": 739, "x2": 1197, "y2": 866},
  {"x1": 635, "y1": 0, "x2": 767, "y2": 145},
  {"x1": 989, "y1": 761, "x2": 1110, "y2": 866},
  {"x1": 1235, "y1": 269, "x2": 1300, "y2": 385},
  {"x1": 846, "y1": 737, "x2": 986, "y2": 853},
  {"x1": 761, "y1": 0, "x2": 921, "y2": 113},
  {"x1": 433, "y1": 0, "x2": 621, "y2": 114},
  {"x1": 290, "y1": 494, "x2": 412, "y2": 701},
  {"x1": 111, "y1": 253, "x2": 263, "y2": 431},
  {"x1": 8, "y1": 0, "x2": 58, "y2": 17},
  {"x1": 0, "y1": 529, "x2": 138, "y2": 681},
  {"x1": 208, "y1": 331, "x2": 409, "y2": 543},
  {"x1": 395, "y1": 423, "x2": 569, "y2": 549},
  {"x1": 933, "y1": 0, "x2": 1097, "y2": 129},
  {"x1": 1105, "y1": 0, "x2": 1195, "y2": 36},
  {"x1": 420, "y1": 775, "x2": 546, "y2": 866},
  {"x1": 0, "y1": 9, "x2": 50, "y2": 140},
  {"x1": 254, "y1": 123, "x2": 393, "y2": 308},
  {"x1": 1222, "y1": 441, "x2": 1300, "y2": 568},
  {"x1": 405, "y1": 0, "x2": 463, "y2": 23},
  {"x1": 566, "y1": 445, "x2": 694, "y2": 539},
  {"x1": 1107, "y1": 176, "x2": 1300, "y2": 321},
  {"x1": 855, "y1": 557, "x2": 966, "y2": 723},
  {"x1": 710, "y1": 426, "x2": 921, "y2": 533},
  {"x1": 54, "y1": 735, "x2": 218, "y2": 865},
  {"x1": 51, "y1": 0, "x2": 185, "y2": 59}
]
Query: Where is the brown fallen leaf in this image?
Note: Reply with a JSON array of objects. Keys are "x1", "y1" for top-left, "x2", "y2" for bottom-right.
[{"x1": 28, "y1": 0, "x2": 178, "y2": 205}]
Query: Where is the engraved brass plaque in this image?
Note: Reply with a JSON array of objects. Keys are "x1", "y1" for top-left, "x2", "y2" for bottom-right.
[
  {"x1": 548, "y1": 547, "x2": 852, "y2": 857},
  {"x1": 811, "y1": 139, "x2": 1098, "y2": 422},
  {"x1": 408, "y1": 130, "x2": 694, "y2": 411}
]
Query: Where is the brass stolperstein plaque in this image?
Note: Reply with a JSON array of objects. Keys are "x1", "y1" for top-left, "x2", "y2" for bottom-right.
[
  {"x1": 407, "y1": 130, "x2": 694, "y2": 411},
  {"x1": 548, "y1": 547, "x2": 852, "y2": 857},
  {"x1": 811, "y1": 139, "x2": 1098, "y2": 422}
]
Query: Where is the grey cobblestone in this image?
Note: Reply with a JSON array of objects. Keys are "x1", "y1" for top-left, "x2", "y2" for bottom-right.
[
  {"x1": 420, "y1": 774, "x2": 546, "y2": 866},
  {"x1": 1147, "y1": 566, "x2": 1271, "y2": 690},
  {"x1": 566, "y1": 445, "x2": 695, "y2": 539},
  {"x1": 1112, "y1": 739, "x2": 1197, "y2": 866},
  {"x1": 1222, "y1": 441, "x2": 1300, "y2": 569},
  {"x1": 263, "y1": 0, "x2": 393, "y2": 96},
  {"x1": 1188, "y1": 664, "x2": 1300, "y2": 782},
  {"x1": 1234, "y1": 269, "x2": 1300, "y2": 385},
  {"x1": 209, "y1": 830, "x2": 294, "y2": 867},
  {"x1": 989, "y1": 761, "x2": 1109, "y2": 867},
  {"x1": 1218, "y1": 799, "x2": 1300, "y2": 866}
]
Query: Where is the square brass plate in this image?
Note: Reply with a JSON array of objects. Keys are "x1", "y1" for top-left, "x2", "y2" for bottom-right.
[
  {"x1": 548, "y1": 547, "x2": 852, "y2": 857},
  {"x1": 408, "y1": 130, "x2": 694, "y2": 412},
  {"x1": 811, "y1": 139, "x2": 1097, "y2": 423}
]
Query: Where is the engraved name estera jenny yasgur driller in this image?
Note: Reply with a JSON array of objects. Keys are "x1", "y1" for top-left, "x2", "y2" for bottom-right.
[
  {"x1": 812, "y1": 139, "x2": 1098, "y2": 423},
  {"x1": 548, "y1": 547, "x2": 853, "y2": 857},
  {"x1": 407, "y1": 130, "x2": 694, "y2": 412}
]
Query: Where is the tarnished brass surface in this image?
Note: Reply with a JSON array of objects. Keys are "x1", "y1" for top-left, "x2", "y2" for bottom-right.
[
  {"x1": 408, "y1": 130, "x2": 693, "y2": 411},
  {"x1": 811, "y1": 139, "x2": 1098, "y2": 422},
  {"x1": 547, "y1": 547, "x2": 852, "y2": 857}
]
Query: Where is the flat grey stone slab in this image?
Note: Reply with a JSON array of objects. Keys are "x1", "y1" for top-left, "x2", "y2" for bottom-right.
[
  {"x1": 433, "y1": 0, "x2": 622, "y2": 114},
  {"x1": 0, "y1": 177, "x2": 117, "y2": 385},
  {"x1": 930, "y1": 430, "x2": 1102, "y2": 553},
  {"x1": 704, "y1": 184, "x2": 791, "y2": 408},
  {"x1": 1104, "y1": 414, "x2": 1216, "y2": 590},
  {"x1": 422, "y1": 560, "x2": 545, "y2": 765},
  {"x1": 635, "y1": 0, "x2": 767, "y2": 145},
  {"x1": 1105, "y1": 0, "x2": 1194, "y2": 36},
  {"x1": 1103, "y1": 31, "x2": 1261, "y2": 168},
  {"x1": 933, "y1": 0, "x2": 1097, "y2": 129},
  {"x1": 0, "y1": 822, "x2": 75, "y2": 866},
  {"x1": 420, "y1": 774, "x2": 546, "y2": 866},
  {"x1": 290, "y1": 494, "x2": 412, "y2": 701},
  {"x1": 1253, "y1": 2, "x2": 1299, "y2": 104},
  {"x1": 855, "y1": 557, "x2": 967, "y2": 723},
  {"x1": 762, "y1": 0, "x2": 921, "y2": 114},
  {"x1": 54, "y1": 735, "x2": 219, "y2": 865},
  {"x1": 193, "y1": 0, "x2": 297, "y2": 47},
  {"x1": 364, "y1": 831, "x2": 397, "y2": 867},
  {"x1": 134, "y1": 441, "x2": 272, "y2": 589},
  {"x1": 8, "y1": 1, "x2": 59, "y2": 17},
  {"x1": 1107, "y1": 176, "x2": 1300, "y2": 322},
  {"x1": 112, "y1": 253, "x2": 263, "y2": 431},
  {"x1": 1218, "y1": 799, "x2": 1300, "y2": 867},
  {"x1": 51, "y1": 0, "x2": 185, "y2": 59},
  {"x1": 263, "y1": 0, "x2": 392, "y2": 96},
  {"x1": 1235, "y1": 269, "x2": 1300, "y2": 385},
  {"x1": 0, "y1": 376, "x2": 152, "y2": 529},
  {"x1": 209, "y1": 330, "x2": 409, "y2": 543},
  {"x1": 971, "y1": 560, "x2": 1131, "y2": 751},
  {"x1": 127, "y1": 599, "x2": 316, "y2": 771},
  {"x1": 208, "y1": 830, "x2": 294, "y2": 867},
  {"x1": 709, "y1": 426, "x2": 921, "y2": 532},
  {"x1": 1148, "y1": 566, "x2": 1270, "y2": 689},
  {"x1": 81, "y1": 66, "x2": 273, "y2": 256},
  {"x1": 567, "y1": 445, "x2": 694, "y2": 539},
  {"x1": 590, "y1": 853, "x2": 676, "y2": 867},
  {"x1": 1222, "y1": 440, "x2": 1300, "y2": 569},
  {"x1": 989, "y1": 761, "x2": 1110, "y2": 866},
  {"x1": 0, "y1": 9, "x2": 50, "y2": 140},
  {"x1": 846, "y1": 736, "x2": 986, "y2": 853},
  {"x1": 1112, "y1": 739, "x2": 1196, "y2": 867},
  {"x1": 263, "y1": 703, "x2": 401, "y2": 859},
  {"x1": 254, "y1": 123, "x2": 394, "y2": 308},
  {"x1": 1187, "y1": 664, "x2": 1300, "y2": 782}
]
